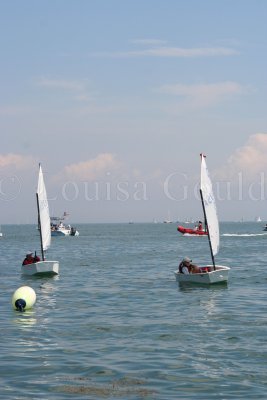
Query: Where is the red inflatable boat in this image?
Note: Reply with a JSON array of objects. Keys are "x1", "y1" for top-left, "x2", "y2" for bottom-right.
[{"x1": 177, "y1": 225, "x2": 208, "y2": 236}]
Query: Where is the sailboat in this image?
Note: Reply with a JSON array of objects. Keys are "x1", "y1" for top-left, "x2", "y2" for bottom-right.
[
  {"x1": 174, "y1": 154, "x2": 230, "y2": 284},
  {"x1": 163, "y1": 211, "x2": 172, "y2": 223},
  {"x1": 21, "y1": 164, "x2": 59, "y2": 276}
]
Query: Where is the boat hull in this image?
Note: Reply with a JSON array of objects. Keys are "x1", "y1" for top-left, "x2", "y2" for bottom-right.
[
  {"x1": 21, "y1": 261, "x2": 59, "y2": 276},
  {"x1": 51, "y1": 229, "x2": 70, "y2": 236},
  {"x1": 51, "y1": 229, "x2": 79, "y2": 236},
  {"x1": 177, "y1": 225, "x2": 208, "y2": 236},
  {"x1": 174, "y1": 265, "x2": 230, "y2": 284}
]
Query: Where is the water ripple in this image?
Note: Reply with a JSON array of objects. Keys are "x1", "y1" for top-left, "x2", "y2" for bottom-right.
[{"x1": 0, "y1": 223, "x2": 267, "y2": 399}]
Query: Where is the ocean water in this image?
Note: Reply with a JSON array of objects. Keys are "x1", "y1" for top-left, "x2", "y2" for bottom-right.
[{"x1": 0, "y1": 222, "x2": 267, "y2": 399}]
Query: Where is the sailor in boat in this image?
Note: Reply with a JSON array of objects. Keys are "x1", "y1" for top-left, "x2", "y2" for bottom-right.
[
  {"x1": 70, "y1": 226, "x2": 77, "y2": 235},
  {"x1": 51, "y1": 223, "x2": 56, "y2": 231},
  {"x1": 22, "y1": 251, "x2": 40, "y2": 266},
  {"x1": 178, "y1": 257, "x2": 201, "y2": 274},
  {"x1": 193, "y1": 220, "x2": 203, "y2": 231}
]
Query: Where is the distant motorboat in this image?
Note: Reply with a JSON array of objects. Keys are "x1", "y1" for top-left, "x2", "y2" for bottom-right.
[
  {"x1": 51, "y1": 222, "x2": 79, "y2": 236},
  {"x1": 256, "y1": 216, "x2": 262, "y2": 222},
  {"x1": 51, "y1": 212, "x2": 79, "y2": 236},
  {"x1": 177, "y1": 225, "x2": 208, "y2": 236}
]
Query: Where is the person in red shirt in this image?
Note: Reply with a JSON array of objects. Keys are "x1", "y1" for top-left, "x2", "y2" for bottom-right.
[
  {"x1": 198, "y1": 221, "x2": 203, "y2": 231},
  {"x1": 22, "y1": 251, "x2": 40, "y2": 265}
]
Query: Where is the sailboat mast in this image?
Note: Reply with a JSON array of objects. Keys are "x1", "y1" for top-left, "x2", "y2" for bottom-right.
[
  {"x1": 199, "y1": 188, "x2": 216, "y2": 270},
  {"x1": 36, "y1": 192, "x2": 45, "y2": 261}
]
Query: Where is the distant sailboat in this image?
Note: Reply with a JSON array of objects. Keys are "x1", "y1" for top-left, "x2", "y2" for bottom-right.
[
  {"x1": 174, "y1": 154, "x2": 230, "y2": 284},
  {"x1": 21, "y1": 164, "x2": 59, "y2": 276},
  {"x1": 184, "y1": 218, "x2": 193, "y2": 224},
  {"x1": 164, "y1": 211, "x2": 172, "y2": 223}
]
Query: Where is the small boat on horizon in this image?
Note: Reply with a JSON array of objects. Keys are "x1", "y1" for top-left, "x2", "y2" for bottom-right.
[
  {"x1": 163, "y1": 211, "x2": 173, "y2": 223},
  {"x1": 51, "y1": 212, "x2": 79, "y2": 236}
]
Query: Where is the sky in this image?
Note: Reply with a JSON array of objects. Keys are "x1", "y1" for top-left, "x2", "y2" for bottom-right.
[{"x1": 0, "y1": 0, "x2": 267, "y2": 223}]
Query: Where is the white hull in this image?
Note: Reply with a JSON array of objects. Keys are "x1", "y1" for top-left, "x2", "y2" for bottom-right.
[
  {"x1": 21, "y1": 260, "x2": 59, "y2": 276},
  {"x1": 51, "y1": 228, "x2": 79, "y2": 237},
  {"x1": 51, "y1": 228, "x2": 70, "y2": 236},
  {"x1": 174, "y1": 265, "x2": 230, "y2": 284}
]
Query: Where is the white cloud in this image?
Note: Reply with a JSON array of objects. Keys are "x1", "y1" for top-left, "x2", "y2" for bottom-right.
[
  {"x1": 217, "y1": 133, "x2": 267, "y2": 180},
  {"x1": 131, "y1": 39, "x2": 167, "y2": 46},
  {"x1": 75, "y1": 104, "x2": 122, "y2": 115},
  {"x1": 130, "y1": 46, "x2": 238, "y2": 57},
  {"x1": 55, "y1": 153, "x2": 121, "y2": 182},
  {"x1": 0, "y1": 106, "x2": 31, "y2": 116},
  {"x1": 92, "y1": 46, "x2": 239, "y2": 58},
  {"x1": 36, "y1": 78, "x2": 87, "y2": 91},
  {"x1": 158, "y1": 81, "x2": 246, "y2": 108},
  {"x1": 36, "y1": 77, "x2": 94, "y2": 103},
  {"x1": 0, "y1": 153, "x2": 35, "y2": 169}
]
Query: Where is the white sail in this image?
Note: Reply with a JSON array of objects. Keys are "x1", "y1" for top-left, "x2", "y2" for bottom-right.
[
  {"x1": 37, "y1": 165, "x2": 51, "y2": 251},
  {"x1": 200, "y1": 154, "x2": 219, "y2": 256}
]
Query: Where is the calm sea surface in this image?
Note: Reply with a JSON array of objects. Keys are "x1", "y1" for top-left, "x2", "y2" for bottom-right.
[{"x1": 0, "y1": 222, "x2": 267, "y2": 399}]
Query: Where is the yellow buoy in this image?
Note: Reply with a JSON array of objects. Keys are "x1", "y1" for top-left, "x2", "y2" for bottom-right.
[{"x1": 12, "y1": 286, "x2": 36, "y2": 312}]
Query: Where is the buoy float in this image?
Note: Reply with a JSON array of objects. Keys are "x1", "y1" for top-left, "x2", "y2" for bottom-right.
[{"x1": 12, "y1": 286, "x2": 36, "y2": 312}]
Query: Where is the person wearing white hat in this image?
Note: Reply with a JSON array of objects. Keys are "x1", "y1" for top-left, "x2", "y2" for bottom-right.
[
  {"x1": 22, "y1": 251, "x2": 40, "y2": 265},
  {"x1": 178, "y1": 257, "x2": 201, "y2": 274}
]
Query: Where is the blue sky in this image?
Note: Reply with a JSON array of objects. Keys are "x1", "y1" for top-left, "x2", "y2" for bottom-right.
[{"x1": 0, "y1": 0, "x2": 267, "y2": 223}]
